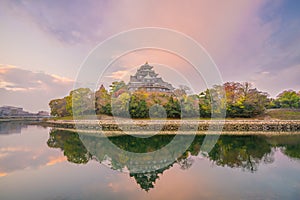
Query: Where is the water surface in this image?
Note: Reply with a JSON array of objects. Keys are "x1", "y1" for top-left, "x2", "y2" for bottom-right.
[{"x1": 0, "y1": 122, "x2": 300, "y2": 200}]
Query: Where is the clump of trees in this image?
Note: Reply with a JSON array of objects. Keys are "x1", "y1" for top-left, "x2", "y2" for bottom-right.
[
  {"x1": 268, "y1": 90, "x2": 300, "y2": 109},
  {"x1": 224, "y1": 82, "x2": 269, "y2": 117},
  {"x1": 49, "y1": 88, "x2": 95, "y2": 117},
  {"x1": 49, "y1": 81, "x2": 300, "y2": 119},
  {"x1": 198, "y1": 82, "x2": 269, "y2": 118}
]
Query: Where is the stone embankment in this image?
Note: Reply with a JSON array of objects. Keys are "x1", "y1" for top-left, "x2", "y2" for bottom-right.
[{"x1": 43, "y1": 119, "x2": 300, "y2": 133}]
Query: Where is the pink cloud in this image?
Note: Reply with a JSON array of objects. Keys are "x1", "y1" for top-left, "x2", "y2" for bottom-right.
[{"x1": 0, "y1": 65, "x2": 74, "y2": 112}]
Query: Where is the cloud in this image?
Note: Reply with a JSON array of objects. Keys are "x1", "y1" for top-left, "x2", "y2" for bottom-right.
[
  {"x1": 0, "y1": 172, "x2": 7, "y2": 177},
  {"x1": 250, "y1": 64, "x2": 300, "y2": 97},
  {"x1": 1, "y1": 0, "x2": 300, "y2": 102},
  {"x1": 105, "y1": 70, "x2": 130, "y2": 80},
  {"x1": 0, "y1": 64, "x2": 73, "y2": 92},
  {"x1": 8, "y1": 1, "x2": 292, "y2": 71},
  {"x1": 2, "y1": 0, "x2": 108, "y2": 45},
  {"x1": 0, "y1": 146, "x2": 67, "y2": 176},
  {"x1": 46, "y1": 156, "x2": 67, "y2": 166},
  {"x1": 0, "y1": 65, "x2": 73, "y2": 112},
  {"x1": 1, "y1": 1, "x2": 291, "y2": 64}
]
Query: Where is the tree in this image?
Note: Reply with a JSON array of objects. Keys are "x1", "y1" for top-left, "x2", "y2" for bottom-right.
[
  {"x1": 173, "y1": 85, "x2": 191, "y2": 97},
  {"x1": 266, "y1": 98, "x2": 281, "y2": 109},
  {"x1": 199, "y1": 90, "x2": 212, "y2": 118},
  {"x1": 173, "y1": 88, "x2": 186, "y2": 97},
  {"x1": 164, "y1": 96, "x2": 181, "y2": 118},
  {"x1": 95, "y1": 84, "x2": 111, "y2": 115},
  {"x1": 129, "y1": 91, "x2": 149, "y2": 118},
  {"x1": 111, "y1": 92, "x2": 131, "y2": 117},
  {"x1": 209, "y1": 85, "x2": 227, "y2": 117},
  {"x1": 181, "y1": 94, "x2": 199, "y2": 118},
  {"x1": 243, "y1": 88, "x2": 269, "y2": 116},
  {"x1": 277, "y1": 90, "x2": 300, "y2": 108},
  {"x1": 224, "y1": 82, "x2": 269, "y2": 117},
  {"x1": 198, "y1": 86, "x2": 226, "y2": 118},
  {"x1": 49, "y1": 98, "x2": 70, "y2": 117},
  {"x1": 67, "y1": 88, "x2": 95, "y2": 116},
  {"x1": 110, "y1": 81, "x2": 127, "y2": 97},
  {"x1": 149, "y1": 104, "x2": 167, "y2": 118},
  {"x1": 179, "y1": 85, "x2": 191, "y2": 94}
]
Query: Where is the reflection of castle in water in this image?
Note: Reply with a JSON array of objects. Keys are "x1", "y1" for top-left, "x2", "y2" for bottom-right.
[
  {"x1": 44, "y1": 129, "x2": 300, "y2": 191},
  {"x1": 128, "y1": 62, "x2": 175, "y2": 93},
  {"x1": 130, "y1": 164, "x2": 173, "y2": 192}
]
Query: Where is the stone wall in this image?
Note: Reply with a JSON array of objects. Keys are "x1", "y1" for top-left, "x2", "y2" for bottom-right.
[{"x1": 43, "y1": 120, "x2": 300, "y2": 132}]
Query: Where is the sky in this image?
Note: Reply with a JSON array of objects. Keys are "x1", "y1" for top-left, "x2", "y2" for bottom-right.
[{"x1": 0, "y1": 0, "x2": 300, "y2": 112}]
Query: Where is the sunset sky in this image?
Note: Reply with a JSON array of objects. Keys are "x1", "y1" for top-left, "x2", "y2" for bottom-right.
[{"x1": 0, "y1": 0, "x2": 300, "y2": 112}]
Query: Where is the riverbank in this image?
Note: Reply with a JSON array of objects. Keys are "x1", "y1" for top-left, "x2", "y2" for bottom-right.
[
  {"x1": 41, "y1": 119, "x2": 300, "y2": 133},
  {"x1": 265, "y1": 109, "x2": 300, "y2": 120}
]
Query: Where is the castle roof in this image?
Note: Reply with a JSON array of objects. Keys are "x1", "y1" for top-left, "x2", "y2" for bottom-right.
[{"x1": 128, "y1": 62, "x2": 174, "y2": 92}]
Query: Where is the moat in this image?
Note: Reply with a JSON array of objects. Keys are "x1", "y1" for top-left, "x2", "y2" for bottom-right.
[{"x1": 0, "y1": 121, "x2": 300, "y2": 199}]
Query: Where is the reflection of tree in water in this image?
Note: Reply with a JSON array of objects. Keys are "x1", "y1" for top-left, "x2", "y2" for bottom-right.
[
  {"x1": 283, "y1": 144, "x2": 300, "y2": 159},
  {"x1": 107, "y1": 135, "x2": 175, "y2": 153},
  {"x1": 208, "y1": 135, "x2": 274, "y2": 172},
  {"x1": 265, "y1": 135, "x2": 300, "y2": 160},
  {"x1": 47, "y1": 130, "x2": 91, "y2": 164},
  {"x1": 47, "y1": 129, "x2": 300, "y2": 190},
  {"x1": 177, "y1": 151, "x2": 195, "y2": 170}
]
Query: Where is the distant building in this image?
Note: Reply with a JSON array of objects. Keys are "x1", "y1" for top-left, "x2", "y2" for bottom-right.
[
  {"x1": 127, "y1": 62, "x2": 175, "y2": 93},
  {"x1": 37, "y1": 111, "x2": 50, "y2": 117},
  {"x1": 0, "y1": 106, "x2": 29, "y2": 116},
  {"x1": 0, "y1": 106, "x2": 49, "y2": 118}
]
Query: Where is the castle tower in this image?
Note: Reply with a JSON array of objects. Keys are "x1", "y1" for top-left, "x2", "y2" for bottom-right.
[{"x1": 127, "y1": 63, "x2": 174, "y2": 92}]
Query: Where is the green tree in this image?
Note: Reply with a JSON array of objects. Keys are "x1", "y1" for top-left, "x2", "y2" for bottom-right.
[
  {"x1": 111, "y1": 92, "x2": 131, "y2": 117},
  {"x1": 164, "y1": 96, "x2": 181, "y2": 118},
  {"x1": 67, "y1": 88, "x2": 95, "y2": 116},
  {"x1": 181, "y1": 94, "x2": 199, "y2": 118},
  {"x1": 266, "y1": 98, "x2": 281, "y2": 109},
  {"x1": 95, "y1": 84, "x2": 111, "y2": 115},
  {"x1": 129, "y1": 92, "x2": 149, "y2": 118},
  {"x1": 110, "y1": 81, "x2": 127, "y2": 97},
  {"x1": 277, "y1": 90, "x2": 300, "y2": 108},
  {"x1": 149, "y1": 104, "x2": 167, "y2": 118},
  {"x1": 209, "y1": 85, "x2": 227, "y2": 117},
  {"x1": 199, "y1": 89, "x2": 212, "y2": 118},
  {"x1": 49, "y1": 98, "x2": 70, "y2": 117}
]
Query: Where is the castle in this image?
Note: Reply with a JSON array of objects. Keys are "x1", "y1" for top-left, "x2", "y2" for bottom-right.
[{"x1": 127, "y1": 62, "x2": 174, "y2": 93}]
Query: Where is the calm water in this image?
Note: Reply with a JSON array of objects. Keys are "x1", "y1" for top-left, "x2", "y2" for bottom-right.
[{"x1": 0, "y1": 122, "x2": 300, "y2": 200}]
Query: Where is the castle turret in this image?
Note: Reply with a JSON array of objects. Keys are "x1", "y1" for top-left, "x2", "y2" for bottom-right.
[{"x1": 128, "y1": 62, "x2": 174, "y2": 92}]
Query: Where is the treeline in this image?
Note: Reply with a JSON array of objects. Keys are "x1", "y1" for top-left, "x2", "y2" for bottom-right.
[{"x1": 49, "y1": 81, "x2": 300, "y2": 118}]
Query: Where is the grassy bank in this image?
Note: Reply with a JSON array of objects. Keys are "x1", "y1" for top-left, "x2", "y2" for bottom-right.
[{"x1": 265, "y1": 109, "x2": 300, "y2": 120}]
